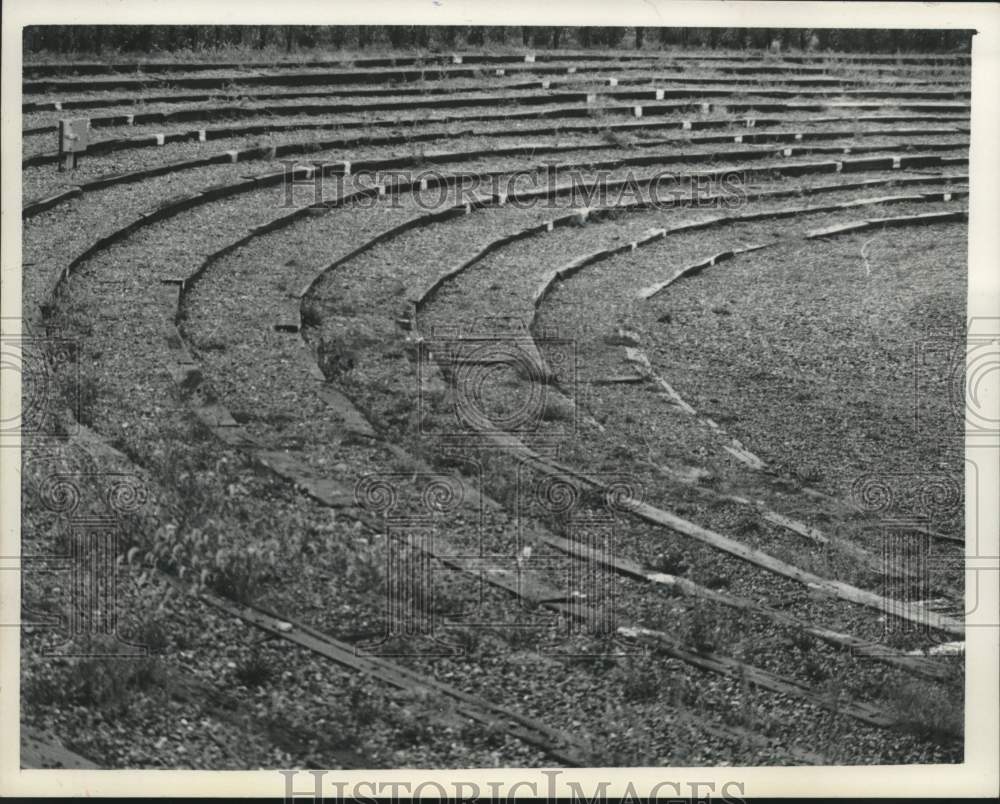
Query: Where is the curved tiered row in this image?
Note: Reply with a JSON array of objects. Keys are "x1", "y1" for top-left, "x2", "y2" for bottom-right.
[{"x1": 21, "y1": 48, "x2": 969, "y2": 769}]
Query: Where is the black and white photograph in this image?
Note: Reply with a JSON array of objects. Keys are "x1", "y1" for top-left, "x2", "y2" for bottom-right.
[{"x1": 2, "y1": 0, "x2": 998, "y2": 798}]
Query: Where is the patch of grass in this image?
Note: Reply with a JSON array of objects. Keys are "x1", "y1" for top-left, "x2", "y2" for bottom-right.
[
  {"x1": 680, "y1": 603, "x2": 731, "y2": 654},
  {"x1": 490, "y1": 623, "x2": 540, "y2": 652},
  {"x1": 734, "y1": 516, "x2": 762, "y2": 538},
  {"x1": 647, "y1": 550, "x2": 690, "y2": 576},
  {"x1": 300, "y1": 300, "x2": 323, "y2": 329},
  {"x1": 802, "y1": 655, "x2": 830, "y2": 683},
  {"x1": 233, "y1": 651, "x2": 274, "y2": 688},
  {"x1": 194, "y1": 335, "x2": 228, "y2": 353},
  {"x1": 887, "y1": 680, "x2": 963, "y2": 744},
  {"x1": 600, "y1": 128, "x2": 629, "y2": 147},
  {"x1": 703, "y1": 573, "x2": 732, "y2": 590},
  {"x1": 790, "y1": 628, "x2": 816, "y2": 653},
  {"x1": 59, "y1": 370, "x2": 99, "y2": 427},
  {"x1": 563, "y1": 636, "x2": 621, "y2": 674},
  {"x1": 795, "y1": 463, "x2": 825, "y2": 485},
  {"x1": 613, "y1": 656, "x2": 661, "y2": 702},
  {"x1": 134, "y1": 615, "x2": 170, "y2": 654},
  {"x1": 24, "y1": 638, "x2": 163, "y2": 716},
  {"x1": 448, "y1": 626, "x2": 482, "y2": 656},
  {"x1": 408, "y1": 143, "x2": 428, "y2": 167},
  {"x1": 540, "y1": 393, "x2": 575, "y2": 422},
  {"x1": 668, "y1": 671, "x2": 701, "y2": 708},
  {"x1": 316, "y1": 336, "x2": 358, "y2": 381}
]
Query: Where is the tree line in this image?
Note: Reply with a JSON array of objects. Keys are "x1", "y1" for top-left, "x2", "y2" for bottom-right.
[{"x1": 23, "y1": 26, "x2": 973, "y2": 57}]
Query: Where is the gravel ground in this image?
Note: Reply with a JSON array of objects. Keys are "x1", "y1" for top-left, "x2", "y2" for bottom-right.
[
  {"x1": 624, "y1": 223, "x2": 967, "y2": 504},
  {"x1": 22, "y1": 74, "x2": 969, "y2": 113},
  {"x1": 29, "y1": 191, "x2": 582, "y2": 769},
  {"x1": 22, "y1": 54, "x2": 968, "y2": 769},
  {"x1": 21, "y1": 440, "x2": 532, "y2": 769},
  {"x1": 30, "y1": 182, "x2": 762, "y2": 768},
  {"x1": 296, "y1": 185, "x2": 964, "y2": 762},
  {"x1": 21, "y1": 68, "x2": 969, "y2": 132},
  {"x1": 21, "y1": 110, "x2": 968, "y2": 206},
  {"x1": 22, "y1": 128, "x2": 624, "y2": 199},
  {"x1": 23, "y1": 57, "x2": 969, "y2": 95},
  {"x1": 31, "y1": 169, "x2": 960, "y2": 765},
  {"x1": 22, "y1": 99, "x2": 969, "y2": 169},
  {"x1": 22, "y1": 114, "x2": 970, "y2": 203},
  {"x1": 415, "y1": 187, "x2": 965, "y2": 596},
  {"x1": 176, "y1": 184, "x2": 952, "y2": 764}
]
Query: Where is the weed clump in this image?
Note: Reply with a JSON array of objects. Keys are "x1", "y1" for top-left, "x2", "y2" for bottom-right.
[{"x1": 888, "y1": 680, "x2": 963, "y2": 743}]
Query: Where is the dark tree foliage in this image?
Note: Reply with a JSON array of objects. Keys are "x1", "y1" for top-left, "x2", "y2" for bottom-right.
[{"x1": 22, "y1": 25, "x2": 974, "y2": 56}]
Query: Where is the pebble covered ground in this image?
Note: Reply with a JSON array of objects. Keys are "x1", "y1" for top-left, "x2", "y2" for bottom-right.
[{"x1": 20, "y1": 48, "x2": 969, "y2": 769}]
